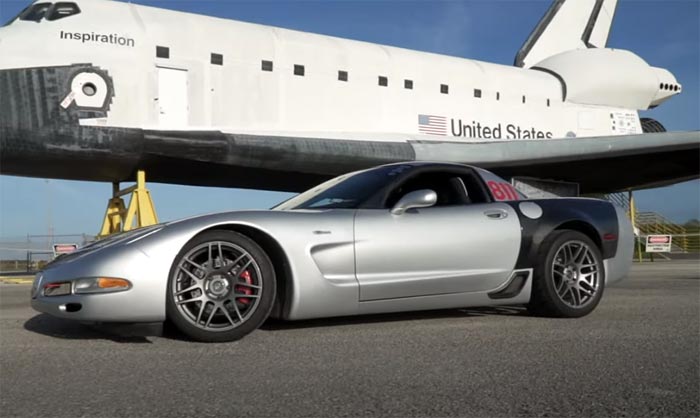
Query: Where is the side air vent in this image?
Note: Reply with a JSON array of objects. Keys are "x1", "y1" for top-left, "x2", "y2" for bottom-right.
[{"x1": 488, "y1": 270, "x2": 530, "y2": 299}]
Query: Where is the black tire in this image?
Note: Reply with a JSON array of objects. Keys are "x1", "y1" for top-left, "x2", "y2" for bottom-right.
[
  {"x1": 166, "y1": 230, "x2": 276, "y2": 342},
  {"x1": 527, "y1": 230, "x2": 605, "y2": 318}
]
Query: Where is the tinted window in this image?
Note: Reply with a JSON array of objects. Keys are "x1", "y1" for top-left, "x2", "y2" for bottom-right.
[
  {"x1": 20, "y1": 3, "x2": 51, "y2": 22},
  {"x1": 274, "y1": 165, "x2": 412, "y2": 210},
  {"x1": 261, "y1": 60, "x2": 273, "y2": 71},
  {"x1": 46, "y1": 2, "x2": 81, "y2": 21},
  {"x1": 384, "y1": 170, "x2": 491, "y2": 208}
]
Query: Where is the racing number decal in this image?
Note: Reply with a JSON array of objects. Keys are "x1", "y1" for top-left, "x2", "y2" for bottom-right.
[{"x1": 487, "y1": 181, "x2": 519, "y2": 201}]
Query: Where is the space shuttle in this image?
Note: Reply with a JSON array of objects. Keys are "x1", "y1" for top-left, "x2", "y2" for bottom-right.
[{"x1": 0, "y1": 0, "x2": 698, "y2": 194}]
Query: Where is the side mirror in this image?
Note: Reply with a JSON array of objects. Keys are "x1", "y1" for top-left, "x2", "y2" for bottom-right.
[{"x1": 391, "y1": 189, "x2": 437, "y2": 215}]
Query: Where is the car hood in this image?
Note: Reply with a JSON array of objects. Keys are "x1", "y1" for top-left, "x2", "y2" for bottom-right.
[{"x1": 164, "y1": 208, "x2": 328, "y2": 226}]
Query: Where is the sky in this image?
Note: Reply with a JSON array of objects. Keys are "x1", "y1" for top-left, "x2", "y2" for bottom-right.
[{"x1": 0, "y1": 0, "x2": 698, "y2": 241}]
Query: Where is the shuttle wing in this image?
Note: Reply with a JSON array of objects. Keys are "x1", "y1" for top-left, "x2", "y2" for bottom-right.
[
  {"x1": 131, "y1": 129, "x2": 699, "y2": 194},
  {"x1": 410, "y1": 131, "x2": 699, "y2": 193}
]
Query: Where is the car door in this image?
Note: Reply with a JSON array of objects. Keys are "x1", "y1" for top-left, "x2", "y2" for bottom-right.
[{"x1": 354, "y1": 170, "x2": 522, "y2": 301}]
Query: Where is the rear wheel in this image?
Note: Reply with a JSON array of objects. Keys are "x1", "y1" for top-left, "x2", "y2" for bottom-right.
[
  {"x1": 166, "y1": 230, "x2": 276, "y2": 342},
  {"x1": 528, "y1": 230, "x2": 604, "y2": 317}
]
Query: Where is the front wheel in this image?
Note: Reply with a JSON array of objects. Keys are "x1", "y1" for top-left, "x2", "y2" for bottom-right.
[
  {"x1": 528, "y1": 230, "x2": 605, "y2": 318},
  {"x1": 166, "y1": 230, "x2": 276, "y2": 342}
]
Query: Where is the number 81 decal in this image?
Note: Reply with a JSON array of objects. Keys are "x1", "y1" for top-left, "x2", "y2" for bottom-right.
[{"x1": 487, "y1": 181, "x2": 520, "y2": 201}]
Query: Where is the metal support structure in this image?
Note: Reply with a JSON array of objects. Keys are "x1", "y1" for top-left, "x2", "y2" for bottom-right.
[
  {"x1": 628, "y1": 191, "x2": 643, "y2": 262},
  {"x1": 99, "y1": 170, "x2": 158, "y2": 237}
]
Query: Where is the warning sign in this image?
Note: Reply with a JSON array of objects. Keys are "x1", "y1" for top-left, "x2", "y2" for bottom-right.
[
  {"x1": 645, "y1": 235, "x2": 672, "y2": 253},
  {"x1": 53, "y1": 243, "x2": 79, "y2": 258}
]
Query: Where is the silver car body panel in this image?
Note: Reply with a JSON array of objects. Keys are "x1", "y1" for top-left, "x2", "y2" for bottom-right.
[{"x1": 355, "y1": 203, "x2": 521, "y2": 301}]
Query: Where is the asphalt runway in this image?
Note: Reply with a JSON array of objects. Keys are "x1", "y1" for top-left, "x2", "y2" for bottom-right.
[{"x1": 1, "y1": 261, "x2": 698, "y2": 418}]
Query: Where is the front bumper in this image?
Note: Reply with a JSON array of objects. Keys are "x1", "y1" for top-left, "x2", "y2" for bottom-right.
[
  {"x1": 30, "y1": 244, "x2": 168, "y2": 323},
  {"x1": 31, "y1": 291, "x2": 157, "y2": 322}
]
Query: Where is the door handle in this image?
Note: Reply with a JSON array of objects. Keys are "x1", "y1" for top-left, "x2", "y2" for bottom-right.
[{"x1": 484, "y1": 209, "x2": 508, "y2": 220}]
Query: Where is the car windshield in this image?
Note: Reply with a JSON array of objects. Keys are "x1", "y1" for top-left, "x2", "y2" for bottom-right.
[{"x1": 273, "y1": 165, "x2": 414, "y2": 210}]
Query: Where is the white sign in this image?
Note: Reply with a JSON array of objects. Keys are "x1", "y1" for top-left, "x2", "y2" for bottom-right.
[
  {"x1": 645, "y1": 235, "x2": 672, "y2": 253},
  {"x1": 60, "y1": 91, "x2": 76, "y2": 109},
  {"x1": 610, "y1": 111, "x2": 641, "y2": 135}
]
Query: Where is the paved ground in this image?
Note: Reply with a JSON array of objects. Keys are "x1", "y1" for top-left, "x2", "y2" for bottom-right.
[{"x1": 1, "y1": 261, "x2": 698, "y2": 417}]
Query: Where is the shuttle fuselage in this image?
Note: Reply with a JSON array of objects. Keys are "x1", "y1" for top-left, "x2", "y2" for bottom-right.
[{"x1": 0, "y1": 0, "x2": 695, "y2": 192}]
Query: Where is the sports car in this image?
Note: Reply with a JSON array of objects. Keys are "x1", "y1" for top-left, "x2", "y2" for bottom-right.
[{"x1": 31, "y1": 162, "x2": 633, "y2": 342}]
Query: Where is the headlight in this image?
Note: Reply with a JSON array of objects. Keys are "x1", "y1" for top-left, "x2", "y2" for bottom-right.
[
  {"x1": 74, "y1": 277, "x2": 132, "y2": 294},
  {"x1": 43, "y1": 282, "x2": 72, "y2": 297}
]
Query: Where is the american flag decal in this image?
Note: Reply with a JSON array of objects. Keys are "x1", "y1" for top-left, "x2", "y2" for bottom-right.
[{"x1": 418, "y1": 114, "x2": 447, "y2": 135}]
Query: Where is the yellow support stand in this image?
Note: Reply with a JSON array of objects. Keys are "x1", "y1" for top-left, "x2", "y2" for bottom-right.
[{"x1": 99, "y1": 170, "x2": 158, "y2": 237}]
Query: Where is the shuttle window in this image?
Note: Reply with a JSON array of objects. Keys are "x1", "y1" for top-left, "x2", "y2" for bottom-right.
[
  {"x1": 211, "y1": 53, "x2": 223, "y2": 65},
  {"x1": 474, "y1": 89, "x2": 482, "y2": 98},
  {"x1": 19, "y1": 3, "x2": 52, "y2": 22},
  {"x1": 496, "y1": 92, "x2": 500, "y2": 100},
  {"x1": 294, "y1": 65, "x2": 305, "y2": 76},
  {"x1": 378, "y1": 76, "x2": 388, "y2": 87},
  {"x1": 46, "y1": 2, "x2": 81, "y2": 21},
  {"x1": 404, "y1": 80, "x2": 413, "y2": 89},
  {"x1": 522, "y1": 95, "x2": 526, "y2": 104},
  {"x1": 156, "y1": 46, "x2": 170, "y2": 59},
  {"x1": 338, "y1": 70, "x2": 348, "y2": 82},
  {"x1": 261, "y1": 60, "x2": 273, "y2": 72},
  {"x1": 547, "y1": 99, "x2": 550, "y2": 107},
  {"x1": 440, "y1": 84, "x2": 449, "y2": 94}
]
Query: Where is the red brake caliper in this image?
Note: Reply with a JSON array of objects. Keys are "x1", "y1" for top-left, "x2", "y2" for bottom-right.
[{"x1": 235, "y1": 271, "x2": 253, "y2": 304}]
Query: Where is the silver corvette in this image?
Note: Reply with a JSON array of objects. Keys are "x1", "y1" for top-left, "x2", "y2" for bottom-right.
[{"x1": 32, "y1": 162, "x2": 633, "y2": 342}]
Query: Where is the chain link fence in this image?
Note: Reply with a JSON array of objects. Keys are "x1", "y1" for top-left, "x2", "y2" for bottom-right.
[{"x1": 0, "y1": 234, "x2": 95, "y2": 273}]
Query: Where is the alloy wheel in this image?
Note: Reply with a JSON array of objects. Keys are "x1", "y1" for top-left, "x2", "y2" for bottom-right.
[
  {"x1": 171, "y1": 241, "x2": 263, "y2": 332},
  {"x1": 551, "y1": 240, "x2": 601, "y2": 308}
]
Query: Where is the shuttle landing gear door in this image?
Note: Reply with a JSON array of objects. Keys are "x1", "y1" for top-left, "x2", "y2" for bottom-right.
[{"x1": 157, "y1": 67, "x2": 188, "y2": 128}]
